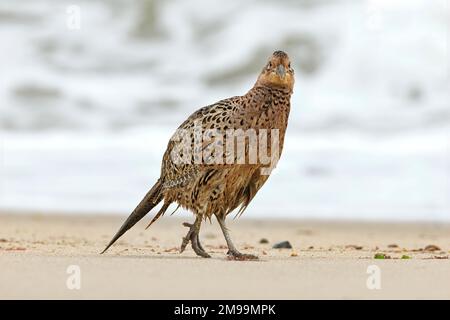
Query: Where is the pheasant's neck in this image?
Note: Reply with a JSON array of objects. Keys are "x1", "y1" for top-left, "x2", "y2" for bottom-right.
[
  {"x1": 243, "y1": 85, "x2": 292, "y2": 112},
  {"x1": 238, "y1": 85, "x2": 291, "y2": 134},
  {"x1": 253, "y1": 84, "x2": 292, "y2": 94}
]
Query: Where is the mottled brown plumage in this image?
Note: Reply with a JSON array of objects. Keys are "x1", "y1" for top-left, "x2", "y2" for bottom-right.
[{"x1": 102, "y1": 51, "x2": 294, "y2": 259}]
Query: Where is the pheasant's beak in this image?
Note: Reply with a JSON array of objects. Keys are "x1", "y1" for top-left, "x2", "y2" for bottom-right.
[{"x1": 276, "y1": 64, "x2": 286, "y2": 79}]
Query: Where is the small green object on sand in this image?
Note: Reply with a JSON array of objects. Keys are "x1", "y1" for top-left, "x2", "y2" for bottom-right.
[{"x1": 374, "y1": 253, "x2": 390, "y2": 259}]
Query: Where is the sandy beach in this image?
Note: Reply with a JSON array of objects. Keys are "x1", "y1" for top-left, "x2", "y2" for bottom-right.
[{"x1": 0, "y1": 213, "x2": 449, "y2": 299}]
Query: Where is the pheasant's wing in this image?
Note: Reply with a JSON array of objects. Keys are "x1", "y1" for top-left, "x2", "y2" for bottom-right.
[{"x1": 160, "y1": 98, "x2": 240, "y2": 189}]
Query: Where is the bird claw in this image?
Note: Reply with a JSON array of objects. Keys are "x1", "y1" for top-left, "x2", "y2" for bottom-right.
[{"x1": 226, "y1": 250, "x2": 259, "y2": 261}]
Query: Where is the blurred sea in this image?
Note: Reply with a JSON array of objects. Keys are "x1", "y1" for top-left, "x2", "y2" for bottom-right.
[{"x1": 0, "y1": 0, "x2": 449, "y2": 220}]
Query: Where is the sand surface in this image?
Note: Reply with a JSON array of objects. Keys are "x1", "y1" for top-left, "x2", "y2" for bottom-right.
[{"x1": 0, "y1": 213, "x2": 449, "y2": 299}]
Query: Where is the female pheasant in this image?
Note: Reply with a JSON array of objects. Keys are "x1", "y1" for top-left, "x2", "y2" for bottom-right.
[{"x1": 102, "y1": 51, "x2": 294, "y2": 260}]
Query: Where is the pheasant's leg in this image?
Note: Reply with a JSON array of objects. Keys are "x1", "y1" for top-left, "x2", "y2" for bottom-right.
[
  {"x1": 180, "y1": 223, "x2": 194, "y2": 253},
  {"x1": 196, "y1": 234, "x2": 205, "y2": 252},
  {"x1": 216, "y1": 216, "x2": 258, "y2": 260},
  {"x1": 191, "y1": 228, "x2": 210, "y2": 258},
  {"x1": 180, "y1": 217, "x2": 211, "y2": 258}
]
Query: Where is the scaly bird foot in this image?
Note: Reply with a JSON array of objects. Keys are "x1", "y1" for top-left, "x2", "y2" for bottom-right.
[
  {"x1": 226, "y1": 249, "x2": 258, "y2": 261},
  {"x1": 180, "y1": 222, "x2": 211, "y2": 258}
]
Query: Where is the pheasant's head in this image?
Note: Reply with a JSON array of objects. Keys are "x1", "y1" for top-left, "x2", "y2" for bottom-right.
[{"x1": 256, "y1": 51, "x2": 294, "y2": 91}]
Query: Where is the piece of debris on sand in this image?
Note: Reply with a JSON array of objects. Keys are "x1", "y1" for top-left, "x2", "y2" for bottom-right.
[
  {"x1": 345, "y1": 244, "x2": 363, "y2": 250},
  {"x1": 424, "y1": 245, "x2": 441, "y2": 252},
  {"x1": 5, "y1": 247, "x2": 27, "y2": 251},
  {"x1": 374, "y1": 253, "x2": 391, "y2": 259},
  {"x1": 272, "y1": 241, "x2": 292, "y2": 249}
]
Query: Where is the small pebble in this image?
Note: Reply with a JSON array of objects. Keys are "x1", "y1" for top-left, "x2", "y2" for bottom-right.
[
  {"x1": 259, "y1": 238, "x2": 269, "y2": 244},
  {"x1": 273, "y1": 241, "x2": 292, "y2": 249}
]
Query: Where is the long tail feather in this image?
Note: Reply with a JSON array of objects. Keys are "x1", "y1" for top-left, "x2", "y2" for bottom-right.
[{"x1": 101, "y1": 179, "x2": 163, "y2": 254}]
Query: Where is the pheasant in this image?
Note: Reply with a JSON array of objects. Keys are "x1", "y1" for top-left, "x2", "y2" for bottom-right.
[{"x1": 102, "y1": 51, "x2": 294, "y2": 260}]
